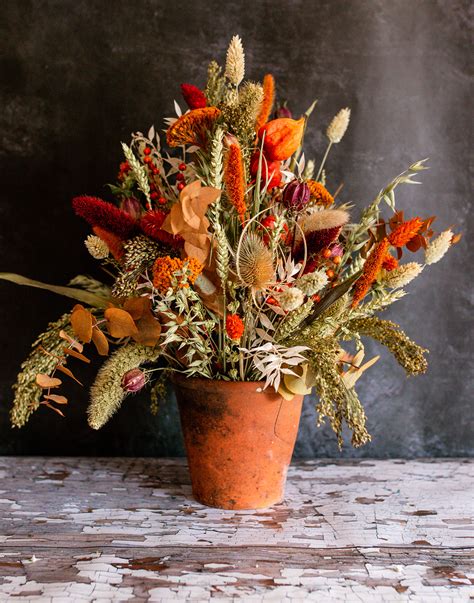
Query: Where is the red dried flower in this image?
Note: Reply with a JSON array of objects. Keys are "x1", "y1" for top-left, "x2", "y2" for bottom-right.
[
  {"x1": 181, "y1": 83, "x2": 207, "y2": 109},
  {"x1": 226, "y1": 314, "x2": 245, "y2": 341},
  {"x1": 140, "y1": 210, "x2": 184, "y2": 249},
  {"x1": 72, "y1": 196, "x2": 139, "y2": 239},
  {"x1": 294, "y1": 226, "x2": 342, "y2": 261},
  {"x1": 92, "y1": 226, "x2": 124, "y2": 260}
]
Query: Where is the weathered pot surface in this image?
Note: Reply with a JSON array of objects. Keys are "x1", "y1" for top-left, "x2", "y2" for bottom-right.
[{"x1": 173, "y1": 375, "x2": 304, "y2": 510}]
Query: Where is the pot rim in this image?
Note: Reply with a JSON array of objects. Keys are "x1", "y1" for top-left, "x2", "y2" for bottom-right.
[{"x1": 171, "y1": 373, "x2": 266, "y2": 390}]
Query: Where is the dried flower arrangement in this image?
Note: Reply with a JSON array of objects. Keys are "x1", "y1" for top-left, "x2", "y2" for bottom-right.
[{"x1": 3, "y1": 36, "x2": 459, "y2": 448}]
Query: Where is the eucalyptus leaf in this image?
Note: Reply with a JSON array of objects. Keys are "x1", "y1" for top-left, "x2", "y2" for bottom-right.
[{"x1": 0, "y1": 273, "x2": 108, "y2": 308}]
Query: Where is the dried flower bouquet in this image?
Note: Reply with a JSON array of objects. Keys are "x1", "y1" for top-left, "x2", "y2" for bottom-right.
[{"x1": 3, "y1": 36, "x2": 458, "y2": 448}]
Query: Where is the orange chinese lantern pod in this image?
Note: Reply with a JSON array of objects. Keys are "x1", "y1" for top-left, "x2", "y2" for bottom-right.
[{"x1": 258, "y1": 117, "x2": 305, "y2": 161}]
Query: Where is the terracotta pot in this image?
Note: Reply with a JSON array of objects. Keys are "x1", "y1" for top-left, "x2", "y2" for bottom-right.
[{"x1": 173, "y1": 375, "x2": 303, "y2": 510}]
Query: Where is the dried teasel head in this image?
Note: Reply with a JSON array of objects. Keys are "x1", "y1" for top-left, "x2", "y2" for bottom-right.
[{"x1": 237, "y1": 234, "x2": 275, "y2": 290}]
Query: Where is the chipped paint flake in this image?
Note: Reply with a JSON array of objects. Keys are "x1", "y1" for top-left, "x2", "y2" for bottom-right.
[{"x1": 0, "y1": 457, "x2": 472, "y2": 601}]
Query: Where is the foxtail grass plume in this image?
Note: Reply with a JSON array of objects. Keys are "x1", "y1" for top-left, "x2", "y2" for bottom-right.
[
  {"x1": 327, "y1": 108, "x2": 351, "y2": 143},
  {"x1": 237, "y1": 233, "x2": 274, "y2": 290},
  {"x1": 85, "y1": 234, "x2": 109, "y2": 259},
  {"x1": 381, "y1": 262, "x2": 423, "y2": 288},
  {"x1": 225, "y1": 35, "x2": 245, "y2": 86},
  {"x1": 425, "y1": 230, "x2": 453, "y2": 265},
  {"x1": 88, "y1": 344, "x2": 160, "y2": 429}
]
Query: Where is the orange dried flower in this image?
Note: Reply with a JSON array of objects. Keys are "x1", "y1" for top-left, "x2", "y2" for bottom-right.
[
  {"x1": 152, "y1": 256, "x2": 203, "y2": 293},
  {"x1": 258, "y1": 117, "x2": 305, "y2": 161},
  {"x1": 306, "y1": 180, "x2": 334, "y2": 207},
  {"x1": 255, "y1": 74, "x2": 275, "y2": 132},
  {"x1": 351, "y1": 239, "x2": 390, "y2": 307},
  {"x1": 92, "y1": 226, "x2": 124, "y2": 260},
  {"x1": 166, "y1": 107, "x2": 221, "y2": 148},
  {"x1": 382, "y1": 253, "x2": 399, "y2": 272},
  {"x1": 226, "y1": 314, "x2": 245, "y2": 340},
  {"x1": 224, "y1": 144, "x2": 247, "y2": 222},
  {"x1": 388, "y1": 217, "x2": 424, "y2": 248}
]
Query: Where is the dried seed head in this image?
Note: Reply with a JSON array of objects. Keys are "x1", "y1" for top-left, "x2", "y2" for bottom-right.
[
  {"x1": 237, "y1": 234, "x2": 274, "y2": 290},
  {"x1": 327, "y1": 107, "x2": 351, "y2": 143},
  {"x1": 225, "y1": 35, "x2": 245, "y2": 86},
  {"x1": 85, "y1": 234, "x2": 109, "y2": 259},
  {"x1": 425, "y1": 230, "x2": 452, "y2": 265}
]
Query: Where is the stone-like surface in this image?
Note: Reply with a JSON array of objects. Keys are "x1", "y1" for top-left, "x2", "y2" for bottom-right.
[
  {"x1": 0, "y1": 0, "x2": 472, "y2": 457},
  {"x1": 0, "y1": 457, "x2": 472, "y2": 600}
]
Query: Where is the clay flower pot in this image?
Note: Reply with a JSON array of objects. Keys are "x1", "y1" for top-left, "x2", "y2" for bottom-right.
[{"x1": 173, "y1": 375, "x2": 303, "y2": 510}]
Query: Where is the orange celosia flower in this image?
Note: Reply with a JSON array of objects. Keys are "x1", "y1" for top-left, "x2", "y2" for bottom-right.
[
  {"x1": 382, "y1": 253, "x2": 399, "y2": 272},
  {"x1": 255, "y1": 74, "x2": 275, "y2": 132},
  {"x1": 388, "y1": 217, "x2": 423, "y2": 248},
  {"x1": 152, "y1": 256, "x2": 203, "y2": 293},
  {"x1": 224, "y1": 144, "x2": 247, "y2": 223},
  {"x1": 92, "y1": 226, "x2": 124, "y2": 260},
  {"x1": 351, "y1": 239, "x2": 390, "y2": 307},
  {"x1": 166, "y1": 107, "x2": 221, "y2": 148},
  {"x1": 306, "y1": 180, "x2": 334, "y2": 207},
  {"x1": 226, "y1": 314, "x2": 245, "y2": 340}
]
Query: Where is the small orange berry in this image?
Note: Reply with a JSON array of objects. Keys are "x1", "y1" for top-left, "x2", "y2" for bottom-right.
[
  {"x1": 332, "y1": 256, "x2": 342, "y2": 265},
  {"x1": 322, "y1": 248, "x2": 332, "y2": 258},
  {"x1": 312, "y1": 294, "x2": 321, "y2": 302},
  {"x1": 326, "y1": 269, "x2": 335, "y2": 279}
]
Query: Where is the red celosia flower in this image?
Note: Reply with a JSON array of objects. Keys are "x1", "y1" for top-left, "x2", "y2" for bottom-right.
[
  {"x1": 388, "y1": 217, "x2": 424, "y2": 248},
  {"x1": 351, "y1": 239, "x2": 390, "y2": 307},
  {"x1": 72, "y1": 196, "x2": 139, "y2": 239},
  {"x1": 140, "y1": 210, "x2": 184, "y2": 249},
  {"x1": 382, "y1": 253, "x2": 398, "y2": 272},
  {"x1": 226, "y1": 314, "x2": 245, "y2": 341},
  {"x1": 294, "y1": 226, "x2": 342, "y2": 261},
  {"x1": 181, "y1": 83, "x2": 207, "y2": 109},
  {"x1": 92, "y1": 226, "x2": 124, "y2": 260}
]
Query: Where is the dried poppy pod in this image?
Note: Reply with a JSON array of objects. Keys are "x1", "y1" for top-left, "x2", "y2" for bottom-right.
[{"x1": 282, "y1": 180, "x2": 310, "y2": 212}]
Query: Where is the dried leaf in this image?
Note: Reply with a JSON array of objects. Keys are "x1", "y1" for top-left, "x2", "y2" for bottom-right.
[
  {"x1": 91, "y1": 327, "x2": 109, "y2": 356},
  {"x1": 36, "y1": 374, "x2": 62, "y2": 388},
  {"x1": 43, "y1": 394, "x2": 68, "y2": 405},
  {"x1": 63, "y1": 348, "x2": 91, "y2": 363},
  {"x1": 56, "y1": 364, "x2": 83, "y2": 386},
  {"x1": 105, "y1": 308, "x2": 139, "y2": 338},
  {"x1": 133, "y1": 311, "x2": 162, "y2": 347},
  {"x1": 71, "y1": 304, "x2": 93, "y2": 343},
  {"x1": 123, "y1": 297, "x2": 149, "y2": 321},
  {"x1": 59, "y1": 330, "x2": 83, "y2": 352},
  {"x1": 40, "y1": 402, "x2": 65, "y2": 417}
]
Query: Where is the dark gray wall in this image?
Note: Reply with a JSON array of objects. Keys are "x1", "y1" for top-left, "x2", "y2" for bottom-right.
[{"x1": 0, "y1": 0, "x2": 472, "y2": 457}]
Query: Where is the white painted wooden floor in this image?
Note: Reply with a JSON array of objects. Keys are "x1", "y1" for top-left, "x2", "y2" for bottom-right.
[{"x1": 0, "y1": 457, "x2": 472, "y2": 601}]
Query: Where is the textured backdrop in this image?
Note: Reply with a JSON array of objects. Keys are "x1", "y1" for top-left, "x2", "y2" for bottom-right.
[{"x1": 0, "y1": 0, "x2": 472, "y2": 457}]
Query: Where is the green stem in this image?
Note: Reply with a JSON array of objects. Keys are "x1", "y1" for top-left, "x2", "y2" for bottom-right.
[{"x1": 315, "y1": 141, "x2": 333, "y2": 182}]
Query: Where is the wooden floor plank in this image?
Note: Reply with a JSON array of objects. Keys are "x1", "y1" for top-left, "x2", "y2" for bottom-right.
[{"x1": 0, "y1": 457, "x2": 472, "y2": 600}]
